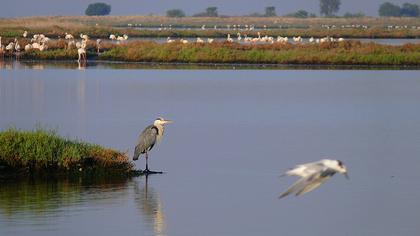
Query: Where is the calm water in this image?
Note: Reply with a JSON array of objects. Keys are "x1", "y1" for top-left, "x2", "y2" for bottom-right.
[{"x1": 1, "y1": 64, "x2": 420, "y2": 236}]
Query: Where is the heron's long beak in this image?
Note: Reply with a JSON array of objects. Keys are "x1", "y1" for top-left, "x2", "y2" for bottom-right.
[
  {"x1": 163, "y1": 120, "x2": 174, "y2": 124},
  {"x1": 344, "y1": 172, "x2": 350, "y2": 180}
]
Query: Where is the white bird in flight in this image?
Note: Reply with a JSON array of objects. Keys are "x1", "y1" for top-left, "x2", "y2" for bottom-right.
[{"x1": 279, "y1": 159, "x2": 349, "y2": 198}]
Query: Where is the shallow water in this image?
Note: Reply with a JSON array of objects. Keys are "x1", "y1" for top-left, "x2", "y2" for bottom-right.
[{"x1": 1, "y1": 64, "x2": 420, "y2": 236}]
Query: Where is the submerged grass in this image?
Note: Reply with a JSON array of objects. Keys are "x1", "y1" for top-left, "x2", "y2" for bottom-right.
[{"x1": 0, "y1": 128, "x2": 135, "y2": 177}]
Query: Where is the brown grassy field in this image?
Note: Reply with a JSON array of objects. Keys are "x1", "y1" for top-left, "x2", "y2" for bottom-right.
[
  {"x1": 0, "y1": 16, "x2": 419, "y2": 39},
  {"x1": 2, "y1": 15, "x2": 416, "y2": 28},
  {"x1": 98, "y1": 41, "x2": 420, "y2": 65}
]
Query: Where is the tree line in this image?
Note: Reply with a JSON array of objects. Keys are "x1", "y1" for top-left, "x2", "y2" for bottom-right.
[
  {"x1": 379, "y1": 2, "x2": 419, "y2": 17},
  {"x1": 83, "y1": 1, "x2": 419, "y2": 18}
]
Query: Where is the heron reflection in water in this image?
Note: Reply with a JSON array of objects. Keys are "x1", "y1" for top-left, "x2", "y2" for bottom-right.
[{"x1": 134, "y1": 175, "x2": 166, "y2": 236}]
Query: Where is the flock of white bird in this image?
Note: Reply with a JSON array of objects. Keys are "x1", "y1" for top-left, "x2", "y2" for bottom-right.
[
  {"x1": 166, "y1": 32, "x2": 344, "y2": 44},
  {"x1": 0, "y1": 29, "x2": 345, "y2": 62}
]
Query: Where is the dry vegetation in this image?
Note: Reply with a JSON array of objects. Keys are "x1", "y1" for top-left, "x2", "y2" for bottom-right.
[
  {"x1": 1, "y1": 16, "x2": 419, "y2": 66},
  {"x1": 97, "y1": 41, "x2": 420, "y2": 65},
  {"x1": 0, "y1": 16, "x2": 419, "y2": 39},
  {"x1": 6, "y1": 40, "x2": 418, "y2": 66}
]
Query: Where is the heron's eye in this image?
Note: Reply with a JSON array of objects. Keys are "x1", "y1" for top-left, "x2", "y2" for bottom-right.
[{"x1": 337, "y1": 160, "x2": 343, "y2": 167}]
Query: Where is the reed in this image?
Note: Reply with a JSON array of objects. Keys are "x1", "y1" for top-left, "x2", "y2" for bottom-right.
[
  {"x1": 0, "y1": 128, "x2": 135, "y2": 177},
  {"x1": 98, "y1": 41, "x2": 420, "y2": 66},
  {"x1": 0, "y1": 16, "x2": 419, "y2": 39},
  {"x1": 5, "y1": 40, "x2": 419, "y2": 66}
]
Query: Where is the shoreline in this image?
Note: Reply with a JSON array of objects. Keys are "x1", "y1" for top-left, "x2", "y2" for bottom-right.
[
  {"x1": 3, "y1": 59, "x2": 420, "y2": 70},
  {"x1": 9, "y1": 41, "x2": 418, "y2": 66},
  {"x1": 0, "y1": 128, "x2": 142, "y2": 178}
]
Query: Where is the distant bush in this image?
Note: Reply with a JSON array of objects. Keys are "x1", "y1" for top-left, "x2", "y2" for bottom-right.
[
  {"x1": 166, "y1": 9, "x2": 186, "y2": 17},
  {"x1": 379, "y1": 2, "x2": 419, "y2": 17},
  {"x1": 85, "y1": 2, "x2": 111, "y2": 16},
  {"x1": 379, "y1": 2, "x2": 401, "y2": 16},
  {"x1": 320, "y1": 0, "x2": 341, "y2": 16},
  {"x1": 401, "y1": 3, "x2": 419, "y2": 17},
  {"x1": 265, "y1": 6, "x2": 277, "y2": 17}
]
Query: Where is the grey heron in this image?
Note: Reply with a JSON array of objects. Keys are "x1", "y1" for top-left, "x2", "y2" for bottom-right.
[
  {"x1": 279, "y1": 159, "x2": 348, "y2": 198},
  {"x1": 133, "y1": 117, "x2": 173, "y2": 173}
]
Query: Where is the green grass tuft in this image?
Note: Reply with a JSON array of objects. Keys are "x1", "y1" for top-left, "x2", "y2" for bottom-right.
[{"x1": 0, "y1": 128, "x2": 134, "y2": 177}]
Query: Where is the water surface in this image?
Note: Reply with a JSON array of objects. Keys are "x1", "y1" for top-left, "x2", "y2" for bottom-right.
[{"x1": 1, "y1": 65, "x2": 420, "y2": 236}]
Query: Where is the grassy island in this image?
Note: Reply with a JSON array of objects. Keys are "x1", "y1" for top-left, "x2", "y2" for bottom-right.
[
  {"x1": 98, "y1": 41, "x2": 420, "y2": 65},
  {"x1": 0, "y1": 128, "x2": 139, "y2": 178},
  {"x1": 13, "y1": 40, "x2": 420, "y2": 66}
]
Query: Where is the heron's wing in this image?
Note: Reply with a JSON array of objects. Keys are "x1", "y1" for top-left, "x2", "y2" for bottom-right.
[{"x1": 133, "y1": 125, "x2": 158, "y2": 160}]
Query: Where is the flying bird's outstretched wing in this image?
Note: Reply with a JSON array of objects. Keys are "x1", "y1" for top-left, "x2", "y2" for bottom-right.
[
  {"x1": 279, "y1": 168, "x2": 336, "y2": 198},
  {"x1": 133, "y1": 125, "x2": 158, "y2": 160},
  {"x1": 284, "y1": 161, "x2": 325, "y2": 177}
]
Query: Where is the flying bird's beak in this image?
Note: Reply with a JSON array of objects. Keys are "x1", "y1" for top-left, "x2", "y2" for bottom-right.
[{"x1": 344, "y1": 172, "x2": 349, "y2": 180}]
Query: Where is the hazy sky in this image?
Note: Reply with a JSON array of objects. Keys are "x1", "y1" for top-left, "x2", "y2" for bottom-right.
[{"x1": 0, "y1": 0, "x2": 417, "y2": 18}]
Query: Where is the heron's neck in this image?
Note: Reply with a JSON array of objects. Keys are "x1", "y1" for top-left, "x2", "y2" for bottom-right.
[{"x1": 154, "y1": 124, "x2": 165, "y2": 143}]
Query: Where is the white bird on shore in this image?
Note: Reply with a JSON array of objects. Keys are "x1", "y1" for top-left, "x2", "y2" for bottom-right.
[
  {"x1": 23, "y1": 31, "x2": 28, "y2": 38},
  {"x1": 109, "y1": 34, "x2": 116, "y2": 40},
  {"x1": 207, "y1": 38, "x2": 214, "y2": 44},
  {"x1": 24, "y1": 44, "x2": 33, "y2": 51},
  {"x1": 80, "y1": 33, "x2": 89, "y2": 41},
  {"x1": 77, "y1": 40, "x2": 87, "y2": 62},
  {"x1": 251, "y1": 32, "x2": 261, "y2": 43},
  {"x1": 67, "y1": 40, "x2": 76, "y2": 49},
  {"x1": 31, "y1": 42, "x2": 40, "y2": 50},
  {"x1": 116, "y1": 34, "x2": 128, "y2": 42},
  {"x1": 279, "y1": 159, "x2": 349, "y2": 198},
  {"x1": 293, "y1": 36, "x2": 302, "y2": 43},
  {"x1": 196, "y1": 37, "x2": 204, "y2": 43},
  {"x1": 96, "y1": 39, "x2": 101, "y2": 55},
  {"x1": 244, "y1": 34, "x2": 252, "y2": 42},
  {"x1": 180, "y1": 39, "x2": 189, "y2": 44},
  {"x1": 237, "y1": 32, "x2": 242, "y2": 41},
  {"x1": 5, "y1": 42, "x2": 15, "y2": 54},
  {"x1": 226, "y1": 34, "x2": 233, "y2": 43},
  {"x1": 166, "y1": 37, "x2": 175, "y2": 43},
  {"x1": 39, "y1": 43, "x2": 47, "y2": 51},
  {"x1": 14, "y1": 39, "x2": 21, "y2": 56},
  {"x1": 309, "y1": 37, "x2": 315, "y2": 43},
  {"x1": 65, "y1": 33, "x2": 74, "y2": 40}
]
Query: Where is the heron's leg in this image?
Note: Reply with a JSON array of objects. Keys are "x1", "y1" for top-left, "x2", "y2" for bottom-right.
[{"x1": 145, "y1": 151, "x2": 149, "y2": 172}]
